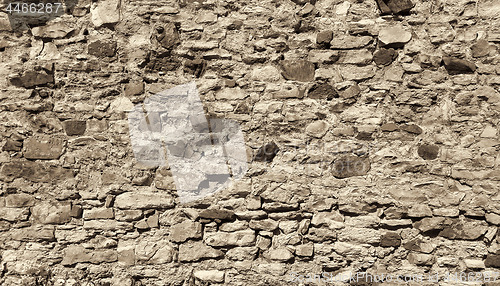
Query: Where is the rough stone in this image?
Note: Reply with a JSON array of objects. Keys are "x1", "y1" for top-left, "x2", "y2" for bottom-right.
[
  {"x1": 380, "y1": 232, "x2": 401, "y2": 247},
  {"x1": 332, "y1": 156, "x2": 371, "y2": 178},
  {"x1": 32, "y1": 22, "x2": 74, "y2": 39},
  {"x1": 330, "y1": 35, "x2": 373, "y2": 49},
  {"x1": 471, "y1": 39, "x2": 491, "y2": 58},
  {"x1": 249, "y1": 219, "x2": 279, "y2": 231},
  {"x1": 91, "y1": 0, "x2": 121, "y2": 27},
  {"x1": 280, "y1": 60, "x2": 315, "y2": 82},
  {"x1": 63, "y1": 121, "x2": 87, "y2": 136},
  {"x1": 443, "y1": 57, "x2": 476, "y2": 75},
  {"x1": 307, "y1": 83, "x2": 338, "y2": 99},
  {"x1": 170, "y1": 220, "x2": 202, "y2": 242},
  {"x1": 157, "y1": 23, "x2": 180, "y2": 49},
  {"x1": 114, "y1": 192, "x2": 175, "y2": 209},
  {"x1": 205, "y1": 229, "x2": 256, "y2": 247},
  {"x1": 316, "y1": 31, "x2": 333, "y2": 46},
  {"x1": 341, "y1": 65, "x2": 376, "y2": 81},
  {"x1": 305, "y1": 121, "x2": 330, "y2": 138},
  {"x1": 88, "y1": 40, "x2": 117, "y2": 57},
  {"x1": 378, "y1": 26, "x2": 412, "y2": 47},
  {"x1": 31, "y1": 201, "x2": 72, "y2": 224},
  {"x1": 199, "y1": 209, "x2": 235, "y2": 220},
  {"x1": 253, "y1": 142, "x2": 279, "y2": 162},
  {"x1": 193, "y1": 270, "x2": 225, "y2": 283},
  {"x1": 417, "y1": 144, "x2": 439, "y2": 160},
  {"x1": 373, "y1": 48, "x2": 398, "y2": 65}
]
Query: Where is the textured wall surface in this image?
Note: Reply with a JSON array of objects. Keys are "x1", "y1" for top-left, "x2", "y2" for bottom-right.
[{"x1": 1, "y1": 0, "x2": 500, "y2": 285}]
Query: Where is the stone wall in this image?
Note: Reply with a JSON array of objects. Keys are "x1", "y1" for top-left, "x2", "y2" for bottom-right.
[{"x1": 1, "y1": 0, "x2": 500, "y2": 285}]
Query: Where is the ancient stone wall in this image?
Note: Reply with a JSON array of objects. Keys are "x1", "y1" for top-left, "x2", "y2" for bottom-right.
[{"x1": 1, "y1": 0, "x2": 500, "y2": 284}]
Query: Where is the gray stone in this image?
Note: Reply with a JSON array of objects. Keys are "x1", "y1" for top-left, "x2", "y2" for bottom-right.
[
  {"x1": 205, "y1": 229, "x2": 256, "y2": 247},
  {"x1": 280, "y1": 60, "x2": 315, "y2": 82},
  {"x1": 23, "y1": 135, "x2": 65, "y2": 160},
  {"x1": 226, "y1": 247, "x2": 259, "y2": 261},
  {"x1": 178, "y1": 241, "x2": 224, "y2": 262},
  {"x1": 439, "y1": 218, "x2": 489, "y2": 240},
  {"x1": 341, "y1": 65, "x2": 376, "y2": 81},
  {"x1": 305, "y1": 121, "x2": 330, "y2": 138},
  {"x1": 414, "y1": 217, "x2": 446, "y2": 232},
  {"x1": 296, "y1": 243, "x2": 314, "y2": 256},
  {"x1": 31, "y1": 201, "x2": 71, "y2": 224},
  {"x1": 264, "y1": 247, "x2": 294, "y2": 262},
  {"x1": 443, "y1": 56, "x2": 476, "y2": 75},
  {"x1": 114, "y1": 192, "x2": 175, "y2": 209},
  {"x1": 11, "y1": 225, "x2": 55, "y2": 241},
  {"x1": 199, "y1": 209, "x2": 235, "y2": 220},
  {"x1": 330, "y1": 35, "x2": 373, "y2": 49},
  {"x1": 63, "y1": 121, "x2": 87, "y2": 136},
  {"x1": 83, "y1": 208, "x2": 114, "y2": 220},
  {"x1": 249, "y1": 219, "x2": 279, "y2": 231},
  {"x1": 169, "y1": 220, "x2": 202, "y2": 242},
  {"x1": 88, "y1": 40, "x2": 117, "y2": 57},
  {"x1": 5, "y1": 194, "x2": 34, "y2": 208},
  {"x1": 408, "y1": 253, "x2": 435, "y2": 266},
  {"x1": 332, "y1": 156, "x2": 371, "y2": 178}
]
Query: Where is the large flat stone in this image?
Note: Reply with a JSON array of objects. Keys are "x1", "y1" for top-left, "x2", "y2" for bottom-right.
[
  {"x1": 10, "y1": 225, "x2": 55, "y2": 241},
  {"x1": 178, "y1": 240, "x2": 224, "y2": 262},
  {"x1": 23, "y1": 135, "x2": 65, "y2": 160},
  {"x1": 114, "y1": 192, "x2": 175, "y2": 209},
  {"x1": 31, "y1": 201, "x2": 72, "y2": 224},
  {"x1": 205, "y1": 229, "x2": 256, "y2": 247},
  {"x1": 330, "y1": 35, "x2": 373, "y2": 49},
  {"x1": 169, "y1": 220, "x2": 202, "y2": 242},
  {"x1": 0, "y1": 160, "x2": 74, "y2": 183}
]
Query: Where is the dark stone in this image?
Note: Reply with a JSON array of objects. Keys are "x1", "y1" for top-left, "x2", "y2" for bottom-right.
[
  {"x1": 0, "y1": 160, "x2": 74, "y2": 183},
  {"x1": 375, "y1": 0, "x2": 392, "y2": 14},
  {"x1": 290, "y1": 0, "x2": 316, "y2": 4},
  {"x1": 340, "y1": 84, "x2": 361, "y2": 99},
  {"x1": 485, "y1": 254, "x2": 500, "y2": 268},
  {"x1": 380, "y1": 0, "x2": 414, "y2": 14},
  {"x1": 400, "y1": 124, "x2": 422, "y2": 134},
  {"x1": 234, "y1": 102, "x2": 250, "y2": 114},
  {"x1": 184, "y1": 59, "x2": 207, "y2": 78},
  {"x1": 356, "y1": 132, "x2": 373, "y2": 141},
  {"x1": 88, "y1": 40, "x2": 117, "y2": 57},
  {"x1": 63, "y1": 120, "x2": 87, "y2": 136},
  {"x1": 280, "y1": 60, "x2": 315, "y2": 82},
  {"x1": 439, "y1": 218, "x2": 489, "y2": 240},
  {"x1": 3, "y1": 139, "x2": 22, "y2": 151},
  {"x1": 9, "y1": 68, "x2": 55, "y2": 88},
  {"x1": 308, "y1": 83, "x2": 338, "y2": 100},
  {"x1": 70, "y1": 205, "x2": 83, "y2": 218},
  {"x1": 317, "y1": 31, "x2": 333, "y2": 45},
  {"x1": 23, "y1": 136, "x2": 65, "y2": 160},
  {"x1": 332, "y1": 156, "x2": 371, "y2": 178},
  {"x1": 417, "y1": 144, "x2": 439, "y2": 160},
  {"x1": 124, "y1": 82, "x2": 144, "y2": 97},
  {"x1": 253, "y1": 142, "x2": 280, "y2": 163},
  {"x1": 471, "y1": 39, "x2": 490, "y2": 58},
  {"x1": 380, "y1": 232, "x2": 401, "y2": 247},
  {"x1": 373, "y1": 48, "x2": 398, "y2": 66},
  {"x1": 199, "y1": 209, "x2": 235, "y2": 220},
  {"x1": 146, "y1": 56, "x2": 180, "y2": 72},
  {"x1": 442, "y1": 56, "x2": 476, "y2": 75},
  {"x1": 157, "y1": 23, "x2": 180, "y2": 49},
  {"x1": 381, "y1": 123, "x2": 398, "y2": 132}
]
